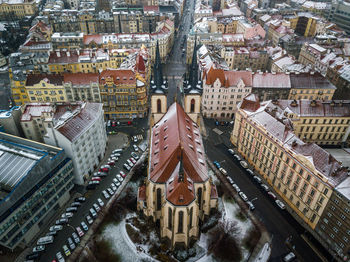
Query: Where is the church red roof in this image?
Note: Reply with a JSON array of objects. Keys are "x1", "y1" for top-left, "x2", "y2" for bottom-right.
[{"x1": 149, "y1": 103, "x2": 209, "y2": 206}]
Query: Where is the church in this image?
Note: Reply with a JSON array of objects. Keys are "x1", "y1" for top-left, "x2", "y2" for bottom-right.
[{"x1": 137, "y1": 41, "x2": 218, "y2": 248}]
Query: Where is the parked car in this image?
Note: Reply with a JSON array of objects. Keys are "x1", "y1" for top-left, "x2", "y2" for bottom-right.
[
  {"x1": 56, "y1": 251, "x2": 65, "y2": 262},
  {"x1": 219, "y1": 167, "x2": 227, "y2": 175},
  {"x1": 108, "y1": 161, "x2": 115, "y2": 166},
  {"x1": 253, "y1": 176, "x2": 262, "y2": 184},
  {"x1": 232, "y1": 184, "x2": 240, "y2": 192},
  {"x1": 283, "y1": 252, "x2": 296, "y2": 262},
  {"x1": 227, "y1": 177, "x2": 234, "y2": 185},
  {"x1": 71, "y1": 202, "x2": 81, "y2": 207},
  {"x1": 119, "y1": 171, "x2": 126, "y2": 178},
  {"x1": 93, "y1": 172, "x2": 107, "y2": 177},
  {"x1": 93, "y1": 203, "x2": 100, "y2": 212},
  {"x1": 113, "y1": 149, "x2": 123, "y2": 154},
  {"x1": 63, "y1": 245, "x2": 71, "y2": 256},
  {"x1": 228, "y1": 148, "x2": 235, "y2": 155},
  {"x1": 123, "y1": 163, "x2": 131, "y2": 171},
  {"x1": 86, "y1": 215, "x2": 93, "y2": 225},
  {"x1": 111, "y1": 153, "x2": 121, "y2": 158},
  {"x1": 131, "y1": 152, "x2": 139, "y2": 160},
  {"x1": 111, "y1": 184, "x2": 117, "y2": 192},
  {"x1": 46, "y1": 231, "x2": 57, "y2": 237},
  {"x1": 233, "y1": 154, "x2": 241, "y2": 161},
  {"x1": 133, "y1": 144, "x2": 139, "y2": 152},
  {"x1": 50, "y1": 225, "x2": 63, "y2": 232},
  {"x1": 275, "y1": 200, "x2": 286, "y2": 210},
  {"x1": 213, "y1": 161, "x2": 221, "y2": 169},
  {"x1": 91, "y1": 177, "x2": 101, "y2": 181},
  {"x1": 67, "y1": 237, "x2": 75, "y2": 251},
  {"x1": 239, "y1": 192, "x2": 248, "y2": 202},
  {"x1": 129, "y1": 158, "x2": 136, "y2": 164},
  {"x1": 72, "y1": 232, "x2": 80, "y2": 244},
  {"x1": 240, "y1": 161, "x2": 248, "y2": 168},
  {"x1": 26, "y1": 253, "x2": 40, "y2": 260},
  {"x1": 246, "y1": 201, "x2": 255, "y2": 210},
  {"x1": 127, "y1": 159, "x2": 134, "y2": 167},
  {"x1": 107, "y1": 188, "x2": 114, "y2": 196},
  {"x1": 113, "y1": 178, "x2": 119, "y2": 184},
  {"x1": 246, "y1": 169, "x2": 254, "y2": 176},
  {"x1": 61, "y1": 212, "x2": 73, "y2": 219},
  {"x1": 99, "y1": 167, "x2": 109, "y2": 173},
  {"x1": 66, "y1": 207, "x2": 78, "y2": 213},
  {"x1": 81, "y1": 221, "x2": 88, "y2": 231},
  {"x1": 76, "y1": 226, "x2": 84, "y2": 237},
  {"x1": 75, "y1": 197, "x2": 86, "y2": 202},
  {"x1": 260, "y1": 184, "x2": 269, "y2": 192},
  {"x1": 90, "y1": 208, "x2": 97, "y2": 218},
  {"x1": 267, "y1": 192, "x2": 277, "y2": 200},
  {"x1": 116, "y1": 174, "x2": 123, "y2": 182},
  {"x1": 133, "y1": 136, "x2": 138, "y2": 143},
  {"x1": 56, "y1": 218, "x2": 68, "y2": 225},
  {"x1": 33, "y1": 245, "x2": 45, "y2": 253}
]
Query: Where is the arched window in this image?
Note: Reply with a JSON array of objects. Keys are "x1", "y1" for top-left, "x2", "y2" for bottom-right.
[
  {"x1": 156, "y1": 188, "x2": 161, "y2": 210},
  {"x1": 190, "y1": 98, "x2": 195, "y2": 113},
  {"x1": 157, "y1": 99, "x2": 161, "y2": 113},
  {"x1": 189, "y1": 207, "x2": 193, "y2": 228},
  {"x1": 178, "y1": 211, "x2": 183, "y2": 233},
  {"x1": 168, "y1": 207, "x2": 172, "y2": 229},
  {"x1": 198, "y1": 188, "x2": 202, "y2": 210}
]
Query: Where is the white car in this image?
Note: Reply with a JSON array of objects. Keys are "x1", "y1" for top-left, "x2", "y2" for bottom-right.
[
  {"x1": 239, "y1": 192, "x2": 248, "y2": 202},
  {"x1": 232, "y1": 184, "x2": 240, "y2": 193},
  {"x1": 133, "y1": 144, "x2": 139, "y2": 152},
  {"x1": 111, "y1": 184, "x2": 117, "y2": 192},
  {"x1": 102, "y1": 190, "x2": 110, "y2": 200},
  {"x1": 275, "y1": 200, "x2": 286, "y2": 210},
  {"x1": 219, "y1": 167, "x2": 227, "y2": 175},
  {"x1": 227, "y1": 177, "x2": 234, "y2": 185},
  {"x1": 56, "y1": 251, "x2": 65, "y2": 262},
  {"x1": 246, "y1": 169, "x2": 254, "y2": 176},
  {"x1": 33, "y1": 245, "x2": 45, "y2": 253},
  {"x1": 228, "y1": 148, "x2": 235, "y2": 155},
  {"x1": 283, "y1": 252, "x2": 296, "y2": 262},
  {"x1": 93, "y1": 203, "x2": 101, "y2": 212},
  {"x1": 98, "y1": 197, "x2": 105, "y2": 206},
  {"x1": 133, "y1": 136, "x2": 138, "y2": 143},
  {"x1": 240, "y1": 161, "x2": 248, "y2": 169},
  {"x1": 116, "y1": 174, "x2": 123, "y2": 182}
]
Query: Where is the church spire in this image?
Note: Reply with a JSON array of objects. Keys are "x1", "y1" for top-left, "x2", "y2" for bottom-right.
[
  {"x1": 151, "y1": 40, "x2": 167, "y2": 94},
  {"x1": 183, "y1": 36, "x2": 202, "y2": 94}
]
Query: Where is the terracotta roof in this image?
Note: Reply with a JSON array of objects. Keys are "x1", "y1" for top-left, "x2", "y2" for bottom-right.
[
  {"x1": 135, "y1": 54, "x2": 145, "y2": 73},
  {"x1": 138, "y1": 185, "x2": 146, "y2": 201},
  {"x1": 56, "y1": 103, "x2": 102, "y2": 142},
  {"x1": 143, "y1": 5, "x2": 159, "y2": 12},
  {"x1": 149, "y1": 103, "x2": 208, "y2": 186},
  {"x1": 83, "y1": 34, "x2": 103, "y2": 45},
  {"x1": 166, "y1": 163, "x2": 195, "y2": 206},
  {"x1": 252, "y1": 73, "x2": 291, "y2": 89},
  {"x1": 63, "y1": 73, "x2": 99, "y2": 85},
  {"x1": 224, "y1": 71, "x2": 252, "y2": 87},
  {"x1": 48, "y1": 51, "x2": 79, "y2": 64},
  {"x1": 290, "y1": 73, "x2": 336, "y2": 90},
  {"x1": 99, "y1": 70, "x2": 136, "y2": 85},
  {"x1": 26, "y1": 74, "x2": 64, "y2": 86},
  {"x1": 240, "y1": 94, "x2": 260, "y2": 112},
  {"x1": 205, "y1": 67, "x2": 226, "y2": 85}
]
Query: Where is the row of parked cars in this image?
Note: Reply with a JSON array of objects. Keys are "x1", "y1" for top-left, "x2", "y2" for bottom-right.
[{"x1": 227, "y1": 148, "x2": 286, "y2": 210}]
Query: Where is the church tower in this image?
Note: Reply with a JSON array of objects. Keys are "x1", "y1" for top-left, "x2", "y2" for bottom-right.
[
  {"x1": 183, "y1": 38, "x2": 202, "y2": 124},
  {"x1": 150, "y1": 41, "x2": 168, "y2": 125}
]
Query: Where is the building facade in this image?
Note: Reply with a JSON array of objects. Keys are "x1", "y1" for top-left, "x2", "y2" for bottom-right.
[
  {"x1": 0, "y1": 132, "x2": 74, "y2": 249},
  {"x1": 63, "y1": 73, "x2": 101, "y2": 102},
  {"x1": 0, "y1": 0, "x2": 37, "y2": 18},
  {"x1": 231, "y1": 94, "x2": 349, "y2": 260}
]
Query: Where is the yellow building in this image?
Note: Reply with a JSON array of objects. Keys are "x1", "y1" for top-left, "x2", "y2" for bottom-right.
[
  {"x1": 277, "y1": 100, "x2": 350, "y2": 146},
  {"x1": 231, "y1": 94, "x2": 348, "y2": 230},
  {"x1": 288, "y1": 72, "x2": 336, "y2": 101},
  {"x1": 0, "y1": 0, "x2": 37, "y2": 18},
  {"x1": 11, "y1": 75, "x2": 29, "y2": 106},
  {"x1": 25, "y1": 74, "x2": 67, "y2": 103}
]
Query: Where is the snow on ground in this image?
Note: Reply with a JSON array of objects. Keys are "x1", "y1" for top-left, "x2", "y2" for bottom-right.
[
  {"x1": 101, "y1": 219, "x2": 155, "y2": 262},
  {"x1": 222, "y1": 197, "x2": 252, "y2": 240}
]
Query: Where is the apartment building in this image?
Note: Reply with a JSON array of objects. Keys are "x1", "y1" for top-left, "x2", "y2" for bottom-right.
[
  {"x1": 288, "y1": 72, "x2": 336, "y2": 101},
  {"x1": 231, "y1": 94, "x2": 348, "y2": 249},
  {"x1": 201, "y1": 68, "x2": 252, "y2": 118},
  {"x1": 327, "y1": 62, "x2": 350, "y2": 100},
  {"x1": 0, "y1": 0, "x2": 37, "y2": 18},
  {"x1": 0, "y1": 132, "x2": 74, "y2": 249},
  {"x1": 273, "y1": 100, "x2": 350, "y2": 146},
  {"x1": 298, "y1": 43, "x2": 327, "y2": 71},
  {"x1": 327, "y1": 0, "x2": 350, "y2": 35},
  {"x1": 63, "y1": 73, "x2": 101, "y2": 103},
  {"x1": 25, "y1": 74, "x2": 67, "y2": 103}
]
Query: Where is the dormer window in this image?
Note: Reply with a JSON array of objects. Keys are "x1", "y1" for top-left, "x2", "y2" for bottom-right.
[
  {"x1": 195, "y1": 138, "x2": 200, "y2": 144},
  {"x1": 187, "y1": 134, "x2": 192, "y2": 140},
  {"x1": 189, "y1": 144, "x2": 194, "y2": 150},
  {"x1": 198, "y1": 158, "x2": 204, "y2": 165},
  {"x1": 197, "y1": 149, "x2": 202, "y2": 154},
  {"x1": 186, "y1": 125, "x2": 190, "y2": 130},
  {"x1": 154, "y1": 150, "x2": 159, "y2": 155},
  {"x1": 164, "y1": 135, "x2": 168, "y2": 140},
  {"x1": 164, "y1": 145, "x2": 168, "y2": 150},
  {"x1": 155, "y1": 131, "x2": 159, "y2": 136},
  {"x1": 194, "y1": 130, "x2": 199, "y2": 135},
  {"x1": 186, "y1": 118, "x2": 190, "y2": 122},
  {"x1": 164, "y1": 126, "x2": 168, "y2": 131},
  {"x1": 155, "y1": 139, "x2": 159, "y2": 145},
  {"x1": 164, "y1": 119, "x2": 167, "y2": 123}
]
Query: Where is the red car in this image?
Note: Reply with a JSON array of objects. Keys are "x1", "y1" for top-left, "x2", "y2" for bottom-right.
[
  {"x1": 112, "y1": 121, "x2": 116, "y2": 127},
  {"x1": 99, "y1": 167, "x2": 109, "y2": 173},
  {"x1": 76, "y1": 226, "x2": 84, "y2": 237},
  {"x1": 120, "y1": 171, "x2": 126, "y2": 178},
  {"x1": 108, "y1": 161, "x2": 115, "y2": 166},
  {"x1": 92, "y1": 177, "x2": 101, "y2": 181}
]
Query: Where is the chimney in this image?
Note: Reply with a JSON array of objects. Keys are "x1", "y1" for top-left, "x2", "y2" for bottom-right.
[{"x1": 56, "y1": 51, "x2": 60, "y2": 57}]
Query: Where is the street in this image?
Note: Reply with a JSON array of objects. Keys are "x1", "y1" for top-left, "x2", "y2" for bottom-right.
[{"x1": 203, "y1": 119, "x2": 331, "y2": 262}]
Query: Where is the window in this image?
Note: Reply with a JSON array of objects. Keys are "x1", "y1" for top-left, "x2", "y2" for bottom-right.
[
  {"x1": 189, "y1": 207, "x2": 193, "y2": 228},
  {"x1": 198, "y1": 187, "x2": 202, "y2": 210},
  {"x1": 156, "y1": 188, "x2": 161, "y2": 211},
  {"x1": 157, "y1": 99, "x2": 161, "y2": 113},
  {"x1": 168, "y1": 208, "x2": 172, "y2": 229},
  {"x1": 178, "y1": 211, "x2": 183, "y2": 233},
  {"x1": 324, "y1": 188, "x2": 329, "y2": 195},
  {"x1": 190, "y1": 99, "x2": 195, "y2": 113}
]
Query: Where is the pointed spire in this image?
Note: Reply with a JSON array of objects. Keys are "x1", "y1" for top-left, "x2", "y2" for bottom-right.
[
  {"x1": 151, "y1": 40, "x2": 167, "y2": 94},
  {"x1": 185, "y1": 36, "x2": 202, "y2": 94}
]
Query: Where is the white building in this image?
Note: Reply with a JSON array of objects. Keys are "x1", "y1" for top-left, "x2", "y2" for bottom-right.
[{"x1": 20, "y1": 102, "x2": 106, "y2": 184}]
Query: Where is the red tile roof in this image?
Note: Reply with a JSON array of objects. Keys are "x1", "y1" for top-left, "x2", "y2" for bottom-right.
[
  {"x1": 205, "y1": 67, "x2": 226, "y2": 86},
  {"x1": 63, "y1": 73, "x2": 99, "y2": 85},
  {"x1": 224, "y1": 71, "x2": 252, "y2": 87},
  {"x1": 241, "y1": 94, "x2": 260, "y2": 112},
  {"x1": 289, "y1": 73, "x2": 336, "y2": 90},
  {"x1": 26, "y1": 74, "x2": 64, "y2": 86},
  {"x1": 56, "y1": 103, "x2": 102, "y2": 142},
  {"x1": 99, "y1": 70, "x2": 136, "y2": 85},
  {"x1": 138, "y1": 185, "x2": 146, "y2": 201},
  {"x1": 135, "y1": 54, "x2": 146, "y2": 73},
  {"x1": 143, "y1": 5, "x2": 159, "y2": 12},
  {"x1": 48, "y1": 51, "x2": 79, "y2": 64},
  {"x1": 83, "y1": 34, "x2": 103, "y2": 45}
]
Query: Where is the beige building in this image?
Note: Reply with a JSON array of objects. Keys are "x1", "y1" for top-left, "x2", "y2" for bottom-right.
[
  {"x1": 0, "y1": 0, "x2": 37, "y2": 18},
  {"x1": 137, "y1": 102, "x2": 218, "y2": 248},
  {"x1": 276, "y1": 100, "x2": 350, "y2": 147},
  {"x1": 298, "y1": 43, "x2": 327, "y2": 71},
  {"x1": 231, "y1": 94, "x2": 348, "y2": 231}
]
